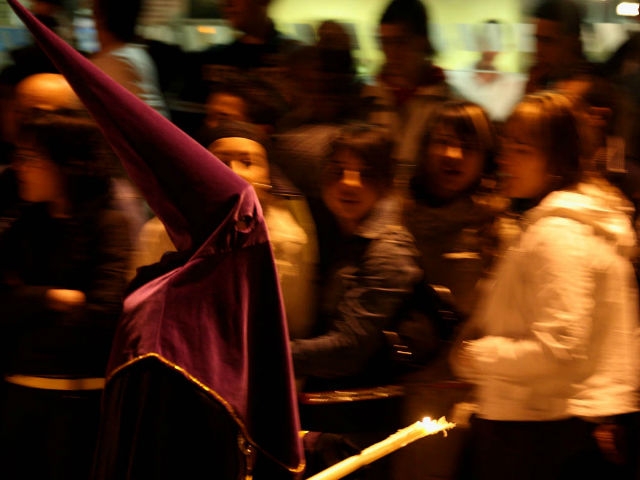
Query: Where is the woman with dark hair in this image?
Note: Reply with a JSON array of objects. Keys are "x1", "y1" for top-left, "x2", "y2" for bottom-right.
[
  {"x1": 291, "y1": 123, "x2": 421, "y2": 406},
  {"x1": 0, "y1": 112, "x2": 132, "y2": 480},
  {"x1": 291, "y1": 123, "x2": 422, "y2": 478},
  {"x1": 451, "y1": 91, "x2": 640, "y2": 480},
  {"x1": 392, "y1": 101, "x2": 500, "y2": 480},
  {"x1": 291, "y1": 124, "x2": 421, "y2": 380},
  {"x1": 406, "y1": 100, "x2": 499, "y2": 319}
]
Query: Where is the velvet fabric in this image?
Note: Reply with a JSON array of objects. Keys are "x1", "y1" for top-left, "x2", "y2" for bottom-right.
[{"x1": 6, "y1": 1, "x2": 304, "y2": 476}]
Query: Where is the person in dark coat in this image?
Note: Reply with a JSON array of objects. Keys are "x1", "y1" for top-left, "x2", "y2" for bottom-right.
[{"x1": 0, "y1": 112, "x2": 132, "y2": 480}]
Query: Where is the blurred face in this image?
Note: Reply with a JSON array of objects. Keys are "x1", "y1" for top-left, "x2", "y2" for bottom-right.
[
  {"x1": 534, "y1": 19, "x2": 574, "y2": 74},
  {"x1": 378, "y1": 23, "x2": 425, "y2": 84},
  {"x1": 322, "y1": 148, "x2": 383, "y2": 233},
  {"x1": 4, "y1": 73, "x2": 83, "y2": 143},
  {"x1": 13, "y1": 146, "x2": 65, "y2": 204},
  {"x1": 424, "y1": 125, "x2": 484, "y2": 200},
  {"x1": 222, "y1": 0, "x2": 267, "y2": 33},
  {"x1": 205, "y1": 93, "x2": 248, "y2": 128},
  {"x1": 498, "y1": 122, "x2": 550, "y2": 200},
  {"x1": 208, "y1": 137, "x2": 270, "y2": 190}
]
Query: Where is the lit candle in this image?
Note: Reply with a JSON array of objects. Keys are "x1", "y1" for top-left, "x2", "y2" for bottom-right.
[{"x1": 306, "y1": 417, "x2": 455, "y2": 480}]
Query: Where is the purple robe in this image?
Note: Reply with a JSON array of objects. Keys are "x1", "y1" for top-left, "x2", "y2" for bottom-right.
[{"x1": 6, "y1": 1, "x2": 304, "y2": 477}]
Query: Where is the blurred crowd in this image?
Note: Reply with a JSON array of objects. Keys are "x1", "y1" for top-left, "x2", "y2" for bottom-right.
[{"x1": 0, "y1": 0, "x2": 639, "y2": 479}]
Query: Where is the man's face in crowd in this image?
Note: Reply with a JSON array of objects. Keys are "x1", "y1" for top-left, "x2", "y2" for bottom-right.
[
  {"x1": 534, "y1": 18, "x2": 576, "y2": 73},
  {"x1": 378, "y1": 22, "x2": 425, "y2": 81},
  {"x1": 222, "y1": 0, "x2": 269, "y2": 33}
]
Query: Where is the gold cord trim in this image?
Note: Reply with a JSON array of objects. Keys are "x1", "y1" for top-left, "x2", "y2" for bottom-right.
[{"x1": 107, "y1": 353, "x2": 305, "y2": 473}]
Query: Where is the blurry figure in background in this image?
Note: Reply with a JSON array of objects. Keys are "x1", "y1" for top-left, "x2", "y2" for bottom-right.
[
  {"x1": 91, "y1": 0, "x2": 168, "y2": 243},
  {"x1": 28, "y1": 0, "x2": 72, "y2": 40},
  {"x1": 18, "y1": 74, "x2": 146, "y2": 254},
  {"x1": 525, "y1": 0, "x2": 594, "y2": 94},
  {"x1": 557, "y1": 76, "x2": 640, "y2": 479},
  {"x1": 91, "y1": 0, "x2": 169, "y2": 118},
  {"x1": 363, "y1": 0, "x2": 451, "y2": 193},
  {"x1": 451, "y1": 92, "x2": 640, "y2": 480},
  {"x1": 0, "y1": 112, "x2": 133, "y2": 480},
  {"x1": 446, "y1": 20, "x2": 526, "y2": 123},
  {"x1": 0, "y1": 72, "x2": 85, "y2": 237},
  {"x1": 273, "y1": 20, "x2": 373, "y2": 265},
  {"x1": 0, "y1": 0, "x2": 69, "y2": 88},
  {"x1": 556, "y1": 75, "x2": 632, "y2": 207},
  {"x1": 202, "y1": 82, "x2": 250, "y2": 129},
  {"x1": 3, "y1": 73, "x2": 144, "y2": 251},
  {"x1": 0, "y1": 0, "x2": 70, "y2": 165},
  {"x1": 317, "y1": 19, "x2": 354, "y2": 51},
  {"x1": 199, "y1": 77, "x2": 289, "y2": 136},
  {"x1": 391, "y1": 101, "x2": 500, "y2": 480},
  {"x1": 291, "y1": 124, "x2": 422, "y2": 479},
  {"x1": 278, "y1": 20, "x2": 367, "y2": 131},
  {"x1": 180, "y1": 0, "x2": 301, "y2": 136},
  {"x1": 473, "y1": 20, "x2": 501, "y2": 78},
  {"x1": 600, "y1": 11, "x2": 640, "y2": 221}
]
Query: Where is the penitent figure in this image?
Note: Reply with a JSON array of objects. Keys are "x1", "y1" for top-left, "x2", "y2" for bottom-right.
[{"x1": 7, "y1": 1, "x2": 304, "y2": 479}]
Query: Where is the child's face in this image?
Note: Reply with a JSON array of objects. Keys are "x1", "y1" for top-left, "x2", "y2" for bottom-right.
[
  {"x1": 208, "y1": 137, "x2": 270, "y2": 190},
  {"x1": 424, "y1": 124, "x2": 484, "y2": 200},
  {"x1": 321, "y1": 148, "x2": 382, "y2": 234},
  {"x1": 498, "y1": 123, "x2": 550, "y2": 200}
]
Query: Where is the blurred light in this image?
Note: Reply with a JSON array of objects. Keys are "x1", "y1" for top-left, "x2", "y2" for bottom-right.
[
  {"x1": 617, "y1": 2, "x2": 640, "y2": 16},
  {"x1": 197, "y1": 26, "x2": 217, "y2": 34}
]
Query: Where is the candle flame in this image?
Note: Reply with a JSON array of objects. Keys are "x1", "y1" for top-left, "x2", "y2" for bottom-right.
[{"x1": 418, "y1": 416, "x2": 456, "y2": 437}]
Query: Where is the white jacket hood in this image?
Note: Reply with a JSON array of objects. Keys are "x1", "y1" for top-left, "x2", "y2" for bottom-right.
[{"x1": 526, "y1": 182, "x2": 637, "y2": 259}]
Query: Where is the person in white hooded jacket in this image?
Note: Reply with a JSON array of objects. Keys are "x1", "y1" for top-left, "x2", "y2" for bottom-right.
[{"x1": 451, "y1": 91, "x2": 640, "y2": 480}]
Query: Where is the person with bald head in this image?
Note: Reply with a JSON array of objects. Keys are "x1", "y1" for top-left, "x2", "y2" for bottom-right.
[
  {"x1": 9, "y1": 72, "x2": 86, "y2": 142},
  {"x1": 0, "y1": 73, "x2": 87, "y2": 237},
  {"x1": 0, "y1": 72, "x2": 81, "y2": 159},
  {"x1": 15, "y1": 72, "x2": 84, "y2": 111},
  {"x1": 0, "y1": 37, "x2": 130, "y2": 480}
]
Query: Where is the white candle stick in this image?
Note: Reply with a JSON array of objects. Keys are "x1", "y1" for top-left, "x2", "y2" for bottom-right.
[{"x1": 306, "y1": 417, "x2": 455, "y2": 480}]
